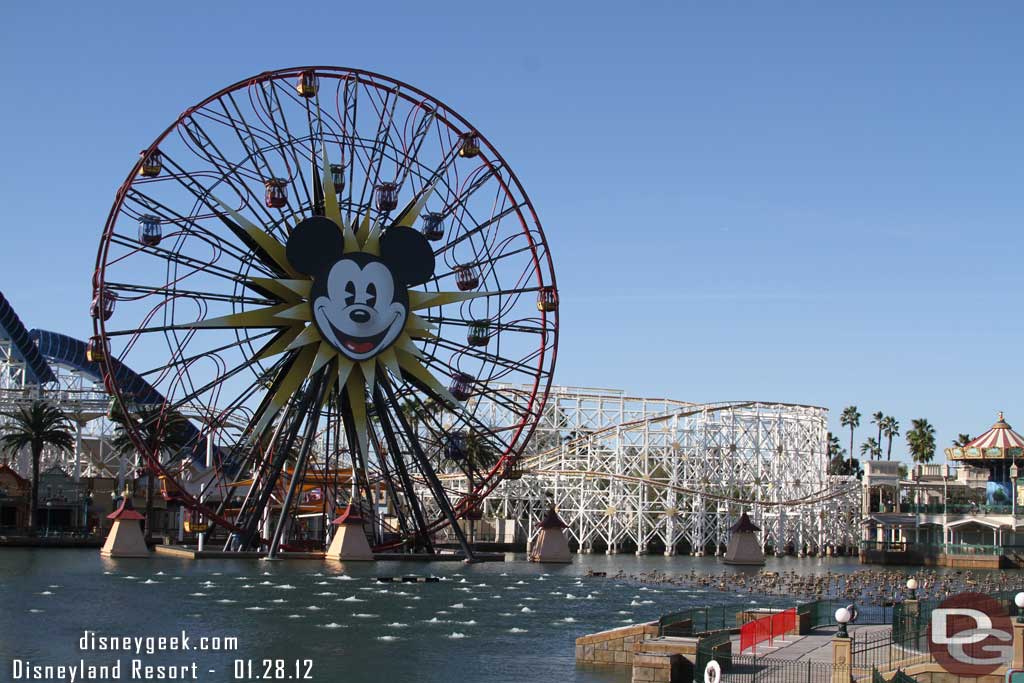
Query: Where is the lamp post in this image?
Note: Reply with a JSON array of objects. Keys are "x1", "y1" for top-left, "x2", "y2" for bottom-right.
[
  {"x1": 835, "y1": 607, "x2": 852, "y2": 638},
  {"x1": 1015, "y1": 592, "x2": 1024, "y2": 624},
  {"x1": 906, "y1": 577, "x2": 918, "y2": 601},
  {"x1": 45, "y1": 500, "x2": 52, "y2": 536},
  {"x1": 1011, "y1": 463, "x2": 1019, "y2": 520},
  {"x1": 83, "y1": 494, "x2": 92, "y2": 535},
  {"x1": 942, "y1": 464, "x2": 950, "y2": 550}
]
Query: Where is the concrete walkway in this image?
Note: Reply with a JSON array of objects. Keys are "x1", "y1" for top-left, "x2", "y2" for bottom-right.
[{"x1": 732, "y1": 625, "x2": 891, "y2": 662}]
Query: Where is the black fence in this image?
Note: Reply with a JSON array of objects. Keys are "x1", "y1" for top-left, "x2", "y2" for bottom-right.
[
  {"x1": 806, "y1": 599, "x2": 894, "y2": 629},
  {"x1": 697, "y1": 654, "x2": 848, "y2": 683},
  {"x1": 660, "y1": 599, "x2": 801, "y2": 637},
  {"x1": 662, "y1": 597, "x2": 894, "y2": 638},
  {"x1": 851, "y1": 627, "x2": 930, "y2": 672}
]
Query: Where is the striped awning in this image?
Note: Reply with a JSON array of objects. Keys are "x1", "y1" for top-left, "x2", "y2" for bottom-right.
[
  {"x1": 967, "y1": 413, "x2": 1024, "y2": 450},
  {"x1": 947, "y1": 412, "x2": 1024, "y2": 461}
]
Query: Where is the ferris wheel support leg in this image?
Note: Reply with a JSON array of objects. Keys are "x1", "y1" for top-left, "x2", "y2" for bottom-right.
[
  {"x1": 371, "y1": 389, "x2": 433, "y2": 553},
  {"x1": 74, "y1": 421, "x2": 83, "y2": 484},
  {"x1": 198, "y1": 431, "x2": 214, "y2": 553},
  {"x1": 267, "y1": 377, "x2": 327, "y2": 559},
  {"x1": 381, "y1": 377, "x2": 477, "y2": 563},
  {"x1": 238, "y1": 371, "x2": 327, "y2": 551}
]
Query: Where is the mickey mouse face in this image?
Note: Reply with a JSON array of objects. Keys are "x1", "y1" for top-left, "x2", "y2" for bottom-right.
[{"x1": 286, "y1": 216, "x2": 435, "y2": 361}]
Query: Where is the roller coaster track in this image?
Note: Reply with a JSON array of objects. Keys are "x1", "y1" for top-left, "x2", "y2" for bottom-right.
[{"x1": 440, "y1": 397, "x2": 858, "y2": 509}]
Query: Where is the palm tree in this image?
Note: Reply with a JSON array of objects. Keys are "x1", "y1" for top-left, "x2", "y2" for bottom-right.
[
  {"x1": 906, "y1": 418, "x2": 937, "y2": 465},
  {"x1": 881, "y1": 416, "x2": 901, "y2": 461},
  {"x1": 0, "y1": 400, "x2": 75, "y2": 532},
  {"x1": 860, "y1": 437, "x2": 882, "y2": 461},
  {"x1": 840, "y1": 406, "x2": 861, "y2": 472},
  {"x1": 827, "y1": 432, "x2": 850, "y2": 475},
  {"x1": 827, "y1": 433, "x2": 843, "y2": 458},
  {"x1": 871, "y1": 411, "x2": 884, "y2": 454},
  {"x1": 110, "y1": 407, "x2": 193, "y2": 540},
  {"x1": 458, "y1": 430, "x2": 499, "y2": 544},
  {"x1": 953, "y1": 433, "x2": 972, "y2": 448}
]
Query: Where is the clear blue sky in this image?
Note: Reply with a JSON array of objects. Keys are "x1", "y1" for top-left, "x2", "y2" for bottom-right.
[{"x1": 2, "y1": 1, "x2": 1021, "y2": 462}]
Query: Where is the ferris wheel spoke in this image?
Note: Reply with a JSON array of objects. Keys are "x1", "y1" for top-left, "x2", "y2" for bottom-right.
[
  {"x1": 394, "y1": 105, "x2": 439, "y2": 188},
  {"x1": 274, "y1": 80, "x2": 321, "y2": 211},
  {"x1": 176, "y1": 112, "x2": 272, "y2": 198},
  {"x1": 105, "y1": 281, "x2": 275, "y2": 307},
  {"x1": 433, "y1": 202, "x2": 524, "y2": 256},
  {"x1": 154, "y1": 149, "x2": 285, "y2": 240},
  {"x1": 396, "y1": 376, "x2": 515, "y2": 455},
  {"x1": 427, "y1": 336, "x2": 546, "y2": 378},
  {"x1": 135, "y1": 330, "x2": 276, "y2": 383},
  {"x1": 420, "y1": 314, "x2": 547, "y2": 336},
  {"x1": 472, "y1": 386, "x2": 540, "y2": 426},
  {"x1": 217, "y1": 93, "x2": 292, "y2": 182},
  {"x1": 161, "y1": 350, "x2": 285, "y2": 420},
  {"x1": 433, "y1": 168, "x2": 499, "y2": 240},
  {"x1": 335, "y1": 76, "x2": 360, "y2": 206},
  {"x1": 357, "y1": 85, "x2": 402, "y2": 209},
  {"x1": 106, "y1": 232, "x2": 256, "y2": 288},
  {"x1": 255, "y1": 79, "x2": 314, "y2": 212}
]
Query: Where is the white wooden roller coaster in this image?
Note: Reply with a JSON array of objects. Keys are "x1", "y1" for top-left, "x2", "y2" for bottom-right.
[{"x1": 439, "y1": 384, "x2": 861, "y2": 556}]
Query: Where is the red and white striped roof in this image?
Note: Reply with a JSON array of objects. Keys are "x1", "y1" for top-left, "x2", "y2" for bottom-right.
[{"x1": 966, "y1": 412, "x2": 1024, "y2": 450}]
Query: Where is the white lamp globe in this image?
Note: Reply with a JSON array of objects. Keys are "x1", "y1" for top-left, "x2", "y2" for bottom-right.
[
  {"x1": 906, "y1": 578, "x2": 918, "y2": 591},
  {"x1": 835, "y1": 607, "x2": 852, "y2": 624},
  {"x1": 1015, "y1": 592, "x2": 1024, "y2": 609}
]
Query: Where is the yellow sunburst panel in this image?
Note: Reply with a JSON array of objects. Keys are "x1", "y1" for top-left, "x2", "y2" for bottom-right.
[
  {"x1": 197, "y1": 148, "x2": 489, "y2": 446},
  {"x1": 409, "y1": 290, "x2": 486, "y2": 310},
  {"x1": 256, "y1": 326, "x2": 307, "y2": 361},
  {"x1": 248, "y1": 278, "x2": 311, "y2": 303},
  {"x1": 209, "y1": 192, "x2": 300, "y2": 279},
  {"x1": 192, "y1": 303, "x2": 300, "y2": 329},
  {"x1": 251, "y1": 343, "x2": 319, "y2": 437}
]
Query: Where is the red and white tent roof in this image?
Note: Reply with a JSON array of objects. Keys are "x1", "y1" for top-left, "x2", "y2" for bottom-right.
[{"x1": 966, "y1": 412, "x2": 1024, "y2": 450}]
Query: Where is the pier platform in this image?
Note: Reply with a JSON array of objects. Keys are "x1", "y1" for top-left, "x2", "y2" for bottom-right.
[{"x1": 153, "y1": 545, "x2": 505, "y2": 562}]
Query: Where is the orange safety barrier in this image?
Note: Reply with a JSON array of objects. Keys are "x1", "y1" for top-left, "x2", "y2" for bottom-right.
[{"x1": 739, "y1": 608, "x2": 797, "y2": 653}]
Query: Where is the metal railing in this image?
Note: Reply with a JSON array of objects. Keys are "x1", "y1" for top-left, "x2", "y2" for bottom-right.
[
  {"x1": 659, "y1": 599, "x2": 801, "y2": 636},
  {"x1": 860, "y1": 540, "x2": 911, "y2": 552},
  {"x1": 938, "y1": 543, "x2": 1002, "y2": 555},
  {"x1": 902, "y1": 503, "x2": 1013, "y2": 515},
  {"x1": 695, "y1": 653, "x2": 848, "y2": 683},
  {"x1": 804, "y1": 598, "x2": 894, "y2": 628},
  {"x1": 861, "y1": 540, "x2": 1011, "y2": 556},
  {"x1": 851, "y1": 626, "x2": 930, "y2": 671},
  {"x1": 665, "y1": 595, "x2": 896, "y2": 639}
]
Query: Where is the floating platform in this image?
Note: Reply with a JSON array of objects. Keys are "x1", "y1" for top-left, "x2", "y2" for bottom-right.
[
  {"x1": 153, "y1": 545, "x2": 505, "y2": 562},
  {"x1": 0, "y1": 535, "x2": 102, "y2": 548}
]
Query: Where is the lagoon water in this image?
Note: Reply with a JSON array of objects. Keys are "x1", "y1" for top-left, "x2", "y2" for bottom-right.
[{"x1": 0, "y1": 550, "x2": 865, "y2": 683}]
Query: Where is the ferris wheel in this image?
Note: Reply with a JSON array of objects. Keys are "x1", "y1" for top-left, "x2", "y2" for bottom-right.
[{"x1": 90, "y1": 67, "x2": 558, "y2": 557}]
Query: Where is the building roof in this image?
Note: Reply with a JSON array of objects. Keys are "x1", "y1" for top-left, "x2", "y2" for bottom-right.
[
  {"x1": 945, "y1": 517, "x2": 1009, "y2": 531},
  {"x1": 967, "y1": 413, "x2": 1024, "y2": 450},
  {"x1": 331, "y1": 503, "x2": 364, "y2": 526},
  {"x1": 107, "y1": 498, "x2": 145, "y2": 521},
  {"x1": 537, "y1": 507, "x2": 568, "y2": 530},
  {"x1": 40, "y1": 464, "x2": 73, "y2": 480},
  {"x1": 0, "y1": 463, "x2": 28, "y2": 486},
  {"x1": 946, "y1": 412, "x2": 1024, "y2": 461},
  {"x1": 729, "y1": 511, "x2": 760, "y2": 533}
]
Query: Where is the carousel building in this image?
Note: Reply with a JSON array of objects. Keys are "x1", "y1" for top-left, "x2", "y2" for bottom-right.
[{"x1": 861, "y1": 412, "x2": 1024, "y2": 568}]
